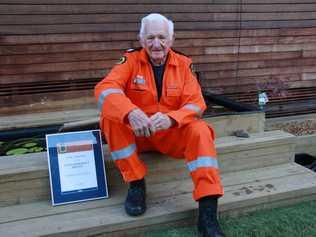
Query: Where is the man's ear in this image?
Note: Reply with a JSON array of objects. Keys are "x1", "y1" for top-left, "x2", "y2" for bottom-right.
[
  {"x1": 138, "y1": 34, "x2": 145, "y2": 48},
  {"x1": 170, "y1": 33, "x2": 175, "y2": 46}
]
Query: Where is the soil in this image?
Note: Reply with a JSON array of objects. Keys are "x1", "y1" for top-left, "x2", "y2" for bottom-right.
[{"x1": 267, "y1": 119, "x2": 316, "y2": 136}]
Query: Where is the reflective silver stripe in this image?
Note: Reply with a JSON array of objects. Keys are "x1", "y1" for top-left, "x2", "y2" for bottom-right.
[
  {"x1": 98, "y1": 88, "x2": 124, "y2": 110},
  {"x1": 187, "y1": 156, "x2": 218, "y2": 172},
  {"x1": 183, "y1": 103, "x2": 202, "y2": 117},
  {"x1": 111, "y1": 143, "x2": 136, "y2": 161}
]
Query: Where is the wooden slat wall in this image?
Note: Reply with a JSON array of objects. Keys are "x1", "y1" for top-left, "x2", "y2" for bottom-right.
[{"x1": 1, "y1": 0, "x2": 316, "y2": 115}]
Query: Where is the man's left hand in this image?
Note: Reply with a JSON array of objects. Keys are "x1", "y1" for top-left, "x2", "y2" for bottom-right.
[{"x1": 150, "y1": 112, "x2": 175, "y2": 131}]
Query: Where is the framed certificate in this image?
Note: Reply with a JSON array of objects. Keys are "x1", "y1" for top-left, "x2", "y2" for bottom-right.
[{"x1": 46, "y1": 130, "x2": 108, "y2": 205}]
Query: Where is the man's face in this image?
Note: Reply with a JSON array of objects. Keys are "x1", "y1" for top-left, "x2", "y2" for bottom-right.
[{"x1": 140, "y1": 20, "x2": 173, "y2": 65}]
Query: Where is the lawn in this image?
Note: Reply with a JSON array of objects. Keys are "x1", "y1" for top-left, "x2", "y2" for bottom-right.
[{"x1": 131, "y1": 200, "x2": 316, "y2": 237}]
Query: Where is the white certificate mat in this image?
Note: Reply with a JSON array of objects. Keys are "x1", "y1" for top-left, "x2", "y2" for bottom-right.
[
  {"x1": 46, "y1": 130, "x2": 108, "y2": 205},
  {"x1": 57, "y1": 141, "x2": 97, "y2": 193}
]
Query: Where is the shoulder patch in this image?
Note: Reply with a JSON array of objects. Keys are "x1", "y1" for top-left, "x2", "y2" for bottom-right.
[{"x1": 117, "y1": 56, "x2": 127, "y2": 65}]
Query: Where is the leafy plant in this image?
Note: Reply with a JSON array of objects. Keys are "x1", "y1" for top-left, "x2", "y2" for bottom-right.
[
  {"x1": 256, "y1": 78, "x2": 289, "y2": 98},
  {"x1": 6, "y1": 148, "x2": 29, "y2": 156},
  {"x1": 0, "y1": 137, "x2": 46, "y2": 156}
]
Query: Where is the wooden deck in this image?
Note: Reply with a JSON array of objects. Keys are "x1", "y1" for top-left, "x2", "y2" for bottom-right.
[{"x1": 0, "y1": 130, "x2": 315, "y2": 236}]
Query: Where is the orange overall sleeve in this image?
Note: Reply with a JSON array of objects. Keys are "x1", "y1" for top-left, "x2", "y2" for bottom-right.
[
  {"x1": 167, "y1": 58, "x2": 206, "y2": 127},
  {"x1": 94, "y1": 54, "x2": 138, "y2": 123}
]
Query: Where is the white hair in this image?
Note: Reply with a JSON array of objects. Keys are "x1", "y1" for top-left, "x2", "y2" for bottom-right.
[{"x1": 139, "y1": 13, "x2": 174, "y2": 40}]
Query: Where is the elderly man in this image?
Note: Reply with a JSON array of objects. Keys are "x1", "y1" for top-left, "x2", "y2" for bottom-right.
[{"x1": 95, "y1": 13, "x2": 225, "y2": 237}]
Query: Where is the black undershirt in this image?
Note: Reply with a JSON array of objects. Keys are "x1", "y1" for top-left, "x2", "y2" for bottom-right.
[{"x1": 151, "y1": 64, "x2": 165, "y2": 101}]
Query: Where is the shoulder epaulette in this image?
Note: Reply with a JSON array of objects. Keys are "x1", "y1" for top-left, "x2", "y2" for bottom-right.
[{"x1": 125, "y1": 47, "x2": 142, "y2": 53}]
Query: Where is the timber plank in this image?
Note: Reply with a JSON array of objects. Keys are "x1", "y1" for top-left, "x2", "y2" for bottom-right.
[
  {"x1": 242, "y1": 4, "x2": 316, "y2": 12},
  {"x1": 294, "y1": 134, "x2": 316, "y2": 156},
  {"x1": 4, "y1": 37, "x2": 306, "y2": 67},
  {"x1": 215, "y1": 130, "x2": 295, "y2": 153},
  {"x1": 0, "y1": 51, "x2": 123, "y2": 65},
  {"x1": 0, "y1": 60, "x2": 115, "y2": 75},
  {"x1": 240, "y1": 27, "x2": 316, "y2": 37},
  {"x1": 3, "y1": 12, "x2": 316, "y2": 25},
  {"x1": 0, "y1": 32, "x2": 138, "y2": 45},
  {"x1": 0, "y1": 108, "x2": 97, "y2": 131},
  {"x1": 241, "y1": 35, "x2": 316, "y2": 45},
  {"x1": 241, "y1": 20, "x2": 316, "y2": 29},
  {"x1": 242, "y1": 12, "x2": 316, "y2": 21},
  {"x1": 0, "y1": 4, "x2": 239, "y2": 15},
  {"x1": 220, "y1": 167, "x2": 316, "y2": 213},
  {"x1": 1, "y1": 28, "x2": 316, "y2": 46},
  {"x1": 0, "y1": 22, "x2": 240, "y2": 35},
  {"x1": 1, "y1": 4, "x2": 316, "y2": 15},
  {"x1": 8, "y1": 50, "x2": 302, "y2": 69},
  {"x1": 303, "y1": 50, "x2": 316, "y2": 58},
  {"x1": 0, "y1": 70, "x2": 106, "y2": 84},
  {"x1": 197, "y1": 58, "x2": 316, "y2": 73},
  {"x1": 205, "y1": 42, "x2": 316, "y2": 55},
  {"x1": 219, "y1": 151, "x2": 293, "y2": 173},
  {"x1": 200, "y1": 74, "x2": 301, "y2": 88},
  {"x1": 0, "y1": 30, "x2": 238, "y2": 45},
  {"x1": 4, "y1": 20, "x2": 316, "y2": 35},
  {"x1": 0, "y1": 163, "x2": 305, "y2": 224},
  {"x1": 0, "y1": 0, "x2": 238, "y2": 3},
  {"x1": 192, "y1": 51, "x2": 301, "y2": 64},
  {"x1": 202, "y1": 65, "x2": 316, "y2": 80},
  {"x1": 0, "y1": 42, "x2": 130, "y2": 55},
  {"x1": 0, "y1": 13, "x2": 239, "y2": 25},
  {"x1": 0, "y1": 163, "x2": 315, "y2": 237},
  {"x1": 0, "y1": 92, "x2": 96, "y2": 115},
  {"x1": 3, "y1": 0, "x2": 316, "y2": 4},
  {"x1": 3, "y1": 56, "x2": 316, "y2": 76}
]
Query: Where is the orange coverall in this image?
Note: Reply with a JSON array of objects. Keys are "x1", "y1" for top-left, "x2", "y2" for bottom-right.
[{"x1": 95, "y1": 48, "x2": 223, "y2": 200}]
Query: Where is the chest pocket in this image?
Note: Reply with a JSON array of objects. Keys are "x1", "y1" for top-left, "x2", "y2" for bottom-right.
[
  {"x1": 164, "y1": 87, "x2": 181, "y2": 108},
  {"x1": 126, "y1": 78, "x2": 152, "y2": 107},
  {"x1": 129, "y1": 81, "x2": 148, "y2": 91},
  {"x1": 166, "y1": 88, "x2": 181, "y2": 96}
]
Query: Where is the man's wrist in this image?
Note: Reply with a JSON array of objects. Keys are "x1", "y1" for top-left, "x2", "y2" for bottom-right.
[
  {"x1": 124, "y1": 108, "x2": 138, "y2": 124},
  {"x1": 168, "y1": 116, "x2": 176, "y2": 127}
]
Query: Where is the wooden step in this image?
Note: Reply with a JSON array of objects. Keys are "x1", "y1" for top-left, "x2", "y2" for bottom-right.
[
  {"x1": 0, "y1": 163, "x2": 315, "y2": 237},
  {"x1": 0, "y1": 130, "x2": 295, "y2": 208},
  {"x1": 0, "y1": 109, "x2": 265, "y2": 139}
]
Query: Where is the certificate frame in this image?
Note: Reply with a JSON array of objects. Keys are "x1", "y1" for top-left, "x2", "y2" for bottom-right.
[{"x1": 46, "y1": 130, "x2": 108, "y2": 205}]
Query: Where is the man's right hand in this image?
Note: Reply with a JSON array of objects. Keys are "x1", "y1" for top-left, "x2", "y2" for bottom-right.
[{"x1": 127, "y1": 109, "x2": 156, "y2": 137}]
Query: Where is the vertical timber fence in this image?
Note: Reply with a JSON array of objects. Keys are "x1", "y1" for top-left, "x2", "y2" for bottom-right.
[{"x1": 1, "y1": 0, "x2": 316, "y2": 116}]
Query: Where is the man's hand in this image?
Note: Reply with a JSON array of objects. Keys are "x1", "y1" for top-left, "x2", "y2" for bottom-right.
[
  {"x1": 127, "y1": 109, "x2": 156, "y2": 137},
  {"x1": 150, "y1": 112, "x2": 175, "y2": 132}
]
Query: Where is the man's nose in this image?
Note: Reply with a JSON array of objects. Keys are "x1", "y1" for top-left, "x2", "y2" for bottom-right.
[{"x1": 152, "y1": 38, "x2": 162, "y2": 47}]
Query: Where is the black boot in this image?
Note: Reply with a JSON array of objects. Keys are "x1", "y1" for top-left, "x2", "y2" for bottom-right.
[
  {"x1": 124, "y1": 179, "x2": 146, "y2": 216},
  {"x1": 198, "y1": 196, "x2": 225, "y2": 237}
]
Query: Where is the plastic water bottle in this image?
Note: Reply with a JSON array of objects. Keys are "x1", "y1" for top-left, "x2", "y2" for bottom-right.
[{"x1": 258, "y1": 92, "x2": 268, "y2": 110}]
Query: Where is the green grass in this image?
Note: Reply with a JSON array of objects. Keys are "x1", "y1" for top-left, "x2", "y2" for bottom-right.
[{"x1": 132, "y1": 200, "x2": 316, "y2": 237}]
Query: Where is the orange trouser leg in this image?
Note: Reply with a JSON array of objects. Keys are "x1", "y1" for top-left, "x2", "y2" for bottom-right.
[
  {"x1": 150, "y1": 120, "x2": 224, "y2": 201},
  {"x1": 101, "y1": 118, "x2": 148, "y2": 182}
]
